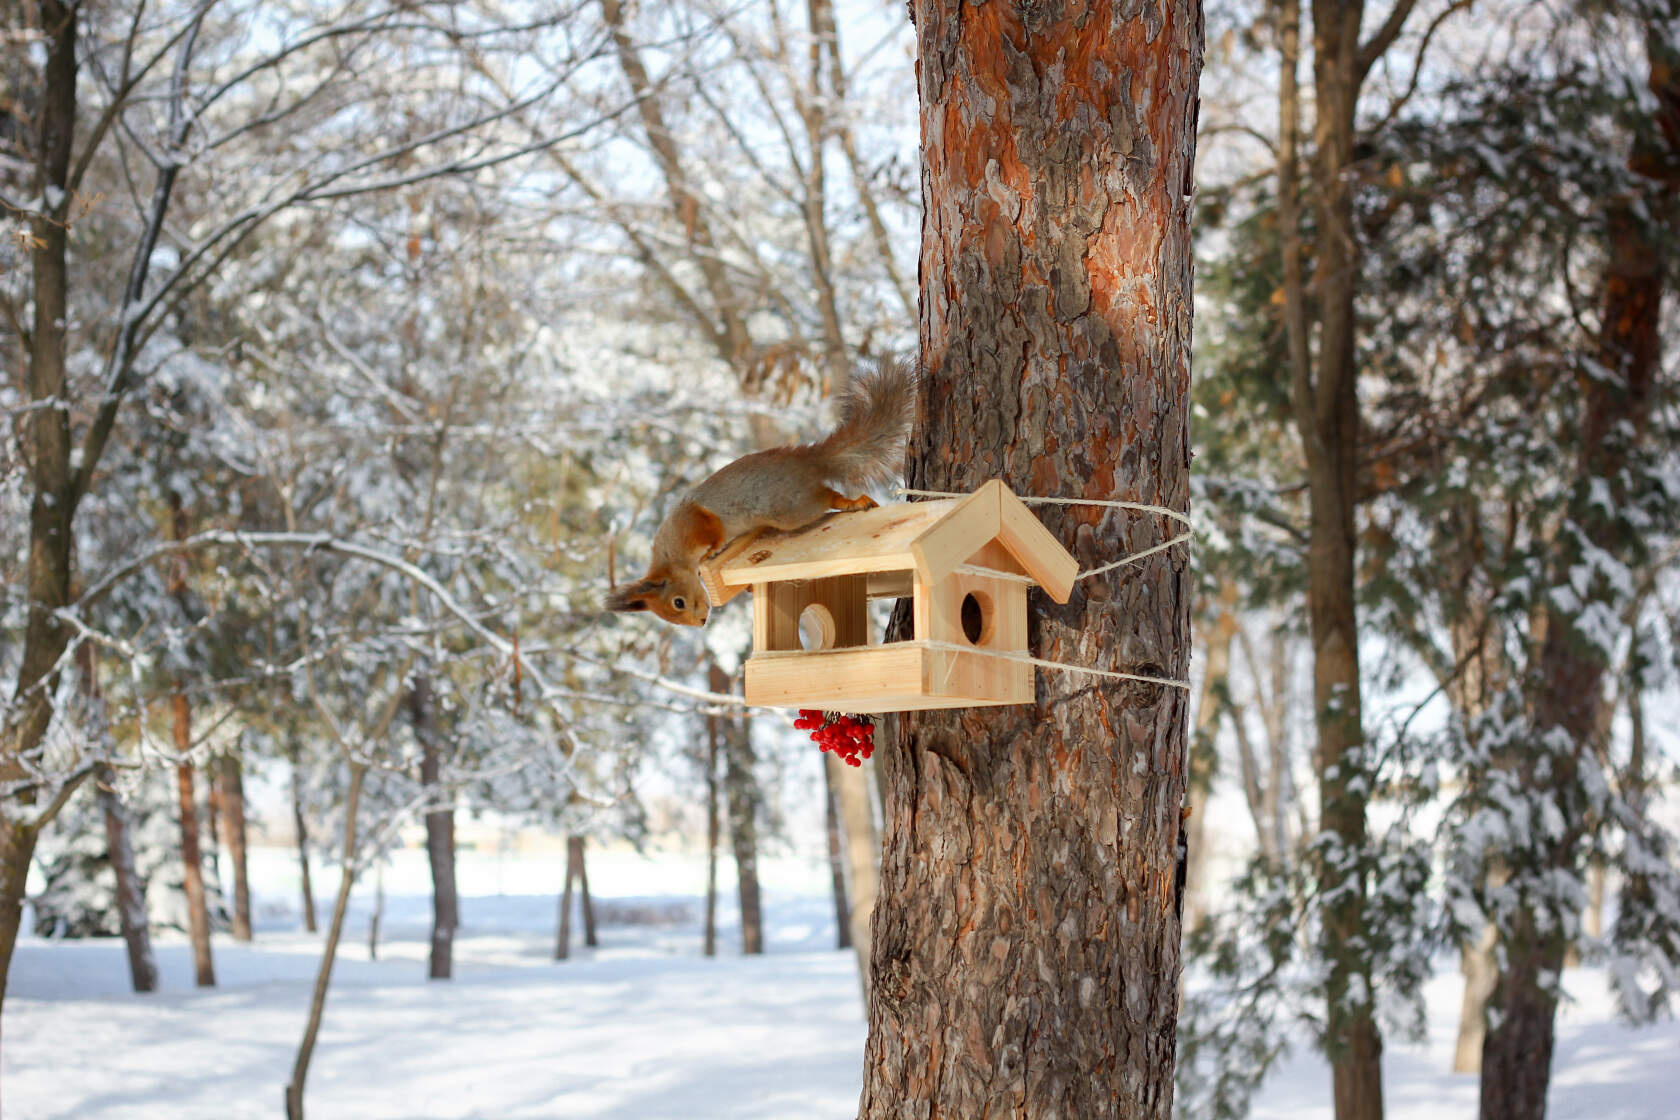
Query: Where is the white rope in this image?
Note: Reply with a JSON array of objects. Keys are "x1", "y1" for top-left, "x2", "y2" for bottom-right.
[{"x1": 922, "y1": 641, "x2": 1192, "y2": 691}]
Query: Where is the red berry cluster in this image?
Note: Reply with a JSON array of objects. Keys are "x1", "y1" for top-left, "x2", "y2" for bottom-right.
[{"x1": 795, "y1": 709, "x2": 875, "y2": 766}]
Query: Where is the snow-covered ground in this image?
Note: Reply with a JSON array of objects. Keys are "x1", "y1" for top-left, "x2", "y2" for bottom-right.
[{"x1": 5, "y1": 846, "x2": 1677, "y2": 1119}]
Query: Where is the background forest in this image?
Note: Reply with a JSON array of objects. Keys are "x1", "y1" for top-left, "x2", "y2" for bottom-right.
[{"x1": 2, "y1": 1, "x2": 1677, "y2": 1119}]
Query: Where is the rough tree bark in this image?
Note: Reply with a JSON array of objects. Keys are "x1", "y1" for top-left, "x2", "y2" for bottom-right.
[
  {"x1": 220, "y1": 754, "x2": 253, "y2": 941},
  {"x1": 1479, "y1": 25, "x2": 1675, "y2": 1117},
  {"x1": 859, "y1": 4, "x2": 1200, "y2": 1116},
  {"x1": 412, "y1": 675, "x2": 457, "y2": 979}
]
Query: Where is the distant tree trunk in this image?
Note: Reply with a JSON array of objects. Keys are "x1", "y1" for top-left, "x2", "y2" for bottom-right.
[
  {"x1": 555, "y1": 845, "x2": 576, "y2": 961},
  {"x1": 1276, "y1": 0, "x2": 1394, "y2": 1110},
  {"x1": 290, "y1": 741, "x2": 318, "y2": 933},
  {"x1": 98, "y1": 763, "x2": 158, "y2": 992},
  {"x1": 205, "y1": 754, "x2": 223, "y2": 888},
  {"x1": 824, "y1": 759, "x2": 853, "y2": 951},
  {"x1": 368, "y1": 862, "x2": 384, "y2": 962},
  {"x1": 166, "y1": 491, "x2": 214, "y2": 985},
  {"x1": 0, "y1": 0, "x2": 81, "y2": 1021},
  {"x1": 704, "y1": 703, "x2": 722, "y2": 958},
  {"x1": 1454, "y1": 917, "x2": 1500, "y2": 1074},
  {"x1": 77, "y1": 639, "x2": 157, "y2": 991},
  {"x1": 1186, "y1": 585, "x2": 1239, "y2": 925},
  {"x1": 286, "y1": 760, "x2": 367, "y2": 1120},
  {"x1": 830, "y1": 755, "x2": 877, "y2": 994},
  {"x1": 1480, "y1": 30, "x2": 1673, "y2": 1120},
  {"x1": 860, "y1": 4, "x2": 1199, "y2": 1116},
  {"x1": 220, "y1": 754, "x2": 253, "y2": 941},
  {"x1": 577, "y1": 837, "x2": 597, "y2": 947},
  {"x1": 412, "y1": 675, "x2": 457, "y2": 980},
  {"x1": 174, "y1": 693, "x2": 216, "y2": 988},
  {"x1": 711, "y1": 663, "x2": 763, "y2": 955}
]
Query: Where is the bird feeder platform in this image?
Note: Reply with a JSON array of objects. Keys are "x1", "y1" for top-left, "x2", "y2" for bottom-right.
[{"x1": 698, "y1": 480, "x2": 1077, "y2": 713}]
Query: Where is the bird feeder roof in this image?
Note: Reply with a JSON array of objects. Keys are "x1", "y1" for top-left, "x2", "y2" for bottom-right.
[{"x1": 699, "y1": 480, "x2": 1078, "y2": 607}]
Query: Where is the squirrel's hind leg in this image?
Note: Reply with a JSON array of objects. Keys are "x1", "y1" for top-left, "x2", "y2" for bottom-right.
[{"x1": 822, "y1": 487, "x2": 878, "y2": 512}]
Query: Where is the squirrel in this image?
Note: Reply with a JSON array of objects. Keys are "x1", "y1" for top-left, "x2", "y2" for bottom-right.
[{"x1": 604, "y1": 361, "x2": 916, "y2": 627}]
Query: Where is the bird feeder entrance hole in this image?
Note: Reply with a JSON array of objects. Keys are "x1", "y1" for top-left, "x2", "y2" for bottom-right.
[{"x1": 696, "y1": 480, "x2": 1078, "y2": 714}]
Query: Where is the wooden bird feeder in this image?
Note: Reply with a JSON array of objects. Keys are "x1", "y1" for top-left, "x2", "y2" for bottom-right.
[{"x1": 698, "y1": 480, "x2": 1078, "y2": 713}]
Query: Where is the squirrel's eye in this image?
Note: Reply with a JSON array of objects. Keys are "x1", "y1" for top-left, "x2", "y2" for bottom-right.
[{"x1": 672, "y1": 596, "x2": 687, "y2": 611}]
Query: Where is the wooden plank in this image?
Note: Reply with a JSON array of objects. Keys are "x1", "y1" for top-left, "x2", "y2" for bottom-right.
[
  {"x1": 698, "y1": 533, "x2": 763, "y2": 606},
  {"x1": 826, "y1": 574, "x2": 870, "y2": 648},
  {"x1": 743, "y1": 642, "x2": 1034, "y2": 712},
  {"x1": 995, "y1": 484, "x2": 1078, "y2": 603},
  {"x1": 965, "y1": 540, "x2": 1029, "y2": 578},
  {"x1": 718, "y1": 499, "x2": 960, "y2": 585},
  {"x1": 909, "y1": 482, "x2": 1000, "y2": 589},
  {"x1": 752, "y1": 582, "x2": 771, "y2": 651},
  {"x1": 763, "y1": 582, "x2": 803, "y2": 652},
  {"x1": 928, "y1": 645, "x2": 1033, "y2": 705},
  {"x1": 866, "y1": 570, "x2": 914, "y2": 600},
  {"x1": 745, "y1": 644, "x2": 928, "y2": 709}
]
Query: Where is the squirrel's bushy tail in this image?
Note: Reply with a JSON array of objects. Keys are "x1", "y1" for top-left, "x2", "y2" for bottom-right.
[{"x1": 814, "y1": 359, "x2": 916, "y2": 489}]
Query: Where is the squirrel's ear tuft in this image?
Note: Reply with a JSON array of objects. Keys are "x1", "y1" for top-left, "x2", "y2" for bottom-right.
[{"x1": 603, "y1": 579, "x2": 663, "y2": 613}]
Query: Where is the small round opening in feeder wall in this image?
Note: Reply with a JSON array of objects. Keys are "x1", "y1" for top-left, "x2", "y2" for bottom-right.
[
  {"x1": 799, "y1": 603, "x2": 838, "y2": 650},
  {"x1": 960, "y1": 590, "x2": 994, "y2": 647}
]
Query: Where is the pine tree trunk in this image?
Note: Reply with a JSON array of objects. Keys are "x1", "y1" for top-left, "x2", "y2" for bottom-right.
[
  {"x1": 220, "y1": 754, "x2": 253, "y2": 941},
  {"x1": 859, "y1": 4, "x2": 1200, "y2": 1115},
  {"x1": 1480, "y1": 36, "x2": 1673, "y2": 1117},
  {"x1": 174, "y1": 693, "x2": 216, "y2": 988},
  {"x1": 711, "y1": 664, "x2": 763, "y2": 955},
  {"x1": 1280, "y1": 0, "x2": 1386, "y2": 1111},
  {"x1": 823, "y1": 758, "x2": 853, "y2": 951},
  {"x1": 704, "y1": 698, "x2": 721, "y2": 958},
  {"x1": 290, "y1": 741, "x2": 318, "y2": 934},
  {"x1": 412, "y1": 676, "x2": 457, "y2": 980}
]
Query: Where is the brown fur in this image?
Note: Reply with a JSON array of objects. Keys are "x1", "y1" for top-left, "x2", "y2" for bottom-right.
[{"x1": 605, "y1": 362, "x2": 914, "y2": 627}]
